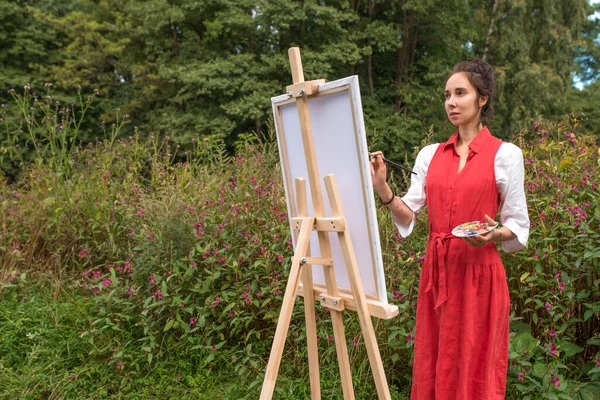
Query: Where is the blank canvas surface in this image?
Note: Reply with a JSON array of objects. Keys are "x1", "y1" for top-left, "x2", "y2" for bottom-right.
[{"x1": 272, "y1": 76, "x2": 387, "y2": 304}]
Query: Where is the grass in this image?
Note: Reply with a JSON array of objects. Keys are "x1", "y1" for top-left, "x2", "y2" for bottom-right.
[{"x1": 0, "y1": 278, "x2": 410, "y2": 399}]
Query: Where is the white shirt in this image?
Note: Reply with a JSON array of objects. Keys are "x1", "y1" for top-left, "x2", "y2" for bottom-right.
[{"x1": 393, "y1": 142, "x2": 530, "y2": 253}]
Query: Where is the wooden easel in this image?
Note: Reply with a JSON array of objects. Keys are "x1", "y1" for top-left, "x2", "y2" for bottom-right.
[{"x1": 260, "y1": 48, "x2": 394, "y2": 400}]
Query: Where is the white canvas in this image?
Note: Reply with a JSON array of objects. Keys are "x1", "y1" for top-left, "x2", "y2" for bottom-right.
[{"x1": 271, "y1": 76, "x2": 387, "y2": 304}]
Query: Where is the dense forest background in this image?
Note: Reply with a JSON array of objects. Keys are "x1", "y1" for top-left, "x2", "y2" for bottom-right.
[{"x1": 1, "y1": 0, "x2": 599, "y2": 164}]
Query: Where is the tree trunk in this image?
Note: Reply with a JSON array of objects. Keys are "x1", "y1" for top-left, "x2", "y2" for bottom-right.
[
  {"x1": 170, "y1": 16, "x2": 180, "y2": 58},
  {"x1": 482, "y1": 0, "x2": 500, "y2": 61},
  {"x1": 367, "y1": 0, "x2": 375, "y2": 95},
  {"x1": 255, "y1": 119, "x2": 262, "y2": 135},
  {"x1": 395, "y1": 8, "x2": 417, "y2": 110}
]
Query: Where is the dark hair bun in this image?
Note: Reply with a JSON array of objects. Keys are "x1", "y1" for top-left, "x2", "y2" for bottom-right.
[{"x1": 449, "y1": 59, "x2": 495, "y2": 122}]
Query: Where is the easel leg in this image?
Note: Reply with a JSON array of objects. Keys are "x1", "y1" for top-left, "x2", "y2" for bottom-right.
[
  {"x1": 302, "y1": 261, "x2": 321, "y2": 399},
  {"x1": 260, "y1": 217, "x2": 314, "y2": 400},
  {"x1": 296, "y1": 178, "x2": 321, "y2": 400},
  {"x1": 318, "y1": 232, "x2": 355, "y2": 400},
  {"x1": 324, "y1": 175, "x2": 391, "y2": 400}
]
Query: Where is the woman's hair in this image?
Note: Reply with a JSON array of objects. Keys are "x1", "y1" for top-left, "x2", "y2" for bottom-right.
[{"x1": 449, "y1": 59, "x2": 495, "y2": 123}]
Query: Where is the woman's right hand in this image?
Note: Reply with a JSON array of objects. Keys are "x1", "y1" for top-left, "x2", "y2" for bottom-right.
[{"x1": 369, "y1": 151, "x2": 388, "y2": 191}]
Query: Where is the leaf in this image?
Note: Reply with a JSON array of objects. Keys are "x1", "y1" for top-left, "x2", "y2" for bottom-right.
[
  {"x1": 577, "y1": 383, "x2": 600, "y2": 400},
  {"x1": 560, "y1": 341, "x2": 583, "y2": 357},
  {"x1": 512, "y1": 332, "x2": 538, "y2": 354},
  {"x1": 163, "y1": 319, "x2": 174, "y2": 332},
  {"x1": 584, "y1": 310, "x2": 594, "y2": 321},
  {"x1": 520, "y1": 272, "x2": 530, "y2": 282}
]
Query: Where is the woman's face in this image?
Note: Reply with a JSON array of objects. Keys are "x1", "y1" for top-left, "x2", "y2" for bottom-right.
[{"x1": 444, "y1": 72, "x2": 487, "y2": 127}]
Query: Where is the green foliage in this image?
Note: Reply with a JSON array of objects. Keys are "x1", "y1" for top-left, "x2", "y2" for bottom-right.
[
  {"x1": 1, "y1": 85, "x2": 598, "y2": 397},
  {"x1": 2, "y1": 0, "x2": 598, "y2": 162}
]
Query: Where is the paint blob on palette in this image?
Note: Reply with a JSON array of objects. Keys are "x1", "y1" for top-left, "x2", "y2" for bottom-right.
[{"x1": 451, "y1": 220, "x2": 498, "y2": 237}]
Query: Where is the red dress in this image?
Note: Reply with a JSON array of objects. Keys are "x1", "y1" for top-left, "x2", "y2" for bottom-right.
[{"x1": 411, "y1": 127, "x2": 510, "y2": 399}]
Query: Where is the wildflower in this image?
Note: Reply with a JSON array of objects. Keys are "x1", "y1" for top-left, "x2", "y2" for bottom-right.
[
  {"x1": 190, "y1": 261, "x2": 197, "y2": 267},
  {"x1": 518, "y1": 372, "x2": 525, "y2": 381},
  {"x1": 596, "y1": 357, "x2": 600, "y2": 367},
  {"x1": 548, "y1": 329, "x2": 555, "y2": 337},
  {"x1": 275, "y1": 289, "x2": 281, "y2": 296},
  {"x1": 116, "y1": 362, "x2": 122, "y2": 371},
  {"x1": 212, "y1": 345, "x2": 217, "y2": 352},
  {"x1": 550, "y1": 343, "x2": 557, "y2": 356},
  {"x1": 554, "y1": 270, "x2": 561, "y2": 279},
  {"x1": 545, "y1": 302, "x2": 551, "y2": 312},
  {"x1": 559, "y1": 282, "x2": 565, "y2": 292},
  {"x1": 150, "y1": 275, "x2": 155, "y2": 284},
  {"x1": 177, "y1": 375, "x2": 182, "y2": 380},
  {"x1": 101, "y1": 279, "x2": 112, "y2": 287},
  {"x1": 79, "y1": 248, "x2": 89, "y2": 258},
  {"x1": 550, "y1": 374, "x2": 561, "y2": 388},
  {"x1": 277, "y1": 255, "x2": 284, "y2": 263},
  {"x1": 327, "y1": 335, "x2": 332, "y2": 343},
  {"x1": 353, "y1": 338, "x2": 359, "y2": 347},
  {"x1": 189, "y1": 318, "x2": 197, "y2": 326},
  {"x1": 180, "y1": 302, "x2": 185, "y2": 308},
  {"x1": 406, "y1": 334, "x2": 413, "y2": 343}
]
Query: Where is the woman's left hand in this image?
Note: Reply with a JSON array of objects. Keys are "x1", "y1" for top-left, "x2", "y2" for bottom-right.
[{"x1": 462, "y1": 215, "x2": 498, "y2": 248}]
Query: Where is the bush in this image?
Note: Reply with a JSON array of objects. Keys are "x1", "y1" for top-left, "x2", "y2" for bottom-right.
[{"x1": 1, "y1": 88, "x2": 599, "y2": 398}]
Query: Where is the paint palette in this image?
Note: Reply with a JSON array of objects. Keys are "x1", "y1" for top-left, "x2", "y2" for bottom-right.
[{"x1": 451, "y1": 220, "x2": 498, "y2": 237}]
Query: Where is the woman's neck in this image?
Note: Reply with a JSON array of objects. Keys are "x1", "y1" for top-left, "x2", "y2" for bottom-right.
[{"x1": 457, "y1": 121, "x2": 483, "y2": 147}]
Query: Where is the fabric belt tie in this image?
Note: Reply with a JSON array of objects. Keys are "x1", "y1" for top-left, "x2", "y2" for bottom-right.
[{"x1": 424, "y1": 231, "x2": 460, "y2": 310}]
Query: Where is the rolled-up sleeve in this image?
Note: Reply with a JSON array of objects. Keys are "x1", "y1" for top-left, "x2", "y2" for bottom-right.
[
  {"x1": 495, "y1": 143, "x2": 530, "y2": 252},
  {"x1": 393, "y1": 144, "x2": 439, "y2": 237}
]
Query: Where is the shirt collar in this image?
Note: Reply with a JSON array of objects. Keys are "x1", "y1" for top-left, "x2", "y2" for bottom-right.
[{"x1": 442, "y1": 125, "x2": 491, "y2": 154}]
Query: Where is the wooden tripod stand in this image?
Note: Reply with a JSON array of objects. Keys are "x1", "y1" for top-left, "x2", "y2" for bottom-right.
[{"x1": 260, "y1": 48, "x2": 397, "y2": 400}]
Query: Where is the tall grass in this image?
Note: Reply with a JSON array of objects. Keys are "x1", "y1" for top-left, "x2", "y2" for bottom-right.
[{"x1": 0, "y1": 88, "x2": 599, "y2": 399}]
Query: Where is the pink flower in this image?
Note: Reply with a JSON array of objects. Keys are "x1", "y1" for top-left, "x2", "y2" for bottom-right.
[
  {"x1": 212, "y1": 345, "x2": 216, "y2": 352},
  {"x1": 189, "y1": 318, "x2": 197, "y2": 326},
  {"x1": 559, "y1": 282, "x2": 565, "y2": 292},
  {"x1": 150, "y1": 275, "x2": 155, "y2": 284},
  {"x1": 137, "y1": 209, "x2": 144, "y2": 216},
  {"x1": 518, "y1": 372, "x2": 525, "y2": 381},
  {"x1": 407, "y1": 334, "x2": 413, "y2": 343},
  {"x1": 79, "y1": 248, "x2": 89, "y2": 258},
  {"x1": 277, "y1": 255, "x2": 284, "y2": 263},
  {"x1": 596, "y1": 357, "x2": 600, "y2": 367},
  {"x1": 545, "y1": 302, "x2": 551, "y2": 312},
  {"x1": 101, "y1": 279, "x2": 112, "y2": 287},
  {"x1": 550, "y1": 343, "x2": 557, "y2": 356},
  {"x1": 548, "y1": 329, "x2": 555, "y2": 337},
  {"x1": 116, "y1": 362, "x2": 122, "y2": 371},
  {"x1": 353, "y1": 338, "x2": 359, "y2": 347}
]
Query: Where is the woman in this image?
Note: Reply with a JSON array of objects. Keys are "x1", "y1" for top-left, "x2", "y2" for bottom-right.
[{"x1": 370, "y1": 59, "x2": 529, "y2": 399}]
